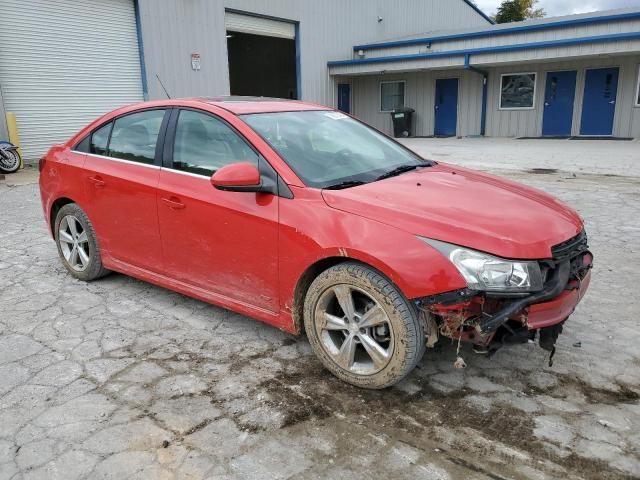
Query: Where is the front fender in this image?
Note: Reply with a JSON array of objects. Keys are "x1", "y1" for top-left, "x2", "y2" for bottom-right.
[{"x1": 278, "y1": 188, "x2": 467, "y2": 320}]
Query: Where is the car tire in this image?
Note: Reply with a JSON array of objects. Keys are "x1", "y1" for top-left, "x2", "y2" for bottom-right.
[
  {"x1": 304, "y1": 261, "x2": 424, "y2": 389},
  {"x1": 54, "y1": 203, "x2": 110, "y2": 281}
]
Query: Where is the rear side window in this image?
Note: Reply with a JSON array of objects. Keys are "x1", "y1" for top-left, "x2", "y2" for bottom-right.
[
  {"x1": 172, "y1": 110, "x2": 258, "y2": 176},
  {"x1": 90, "y1": 122, "x2": 112, "y2": 156},
  {"x1": 108, "y1": 110, "x2": 166, "y2": 165}
]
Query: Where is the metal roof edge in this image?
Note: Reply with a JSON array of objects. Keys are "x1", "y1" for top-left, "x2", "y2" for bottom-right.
[
  {"x1": 330, "y1": 31, "x2": 640, "y2": 68},
  {"x1": 352, "y1": 10, "x2": 640, "y2": 52},
  {"x1": 462, "y1": 0, "x2": 494, "y2": 25}
]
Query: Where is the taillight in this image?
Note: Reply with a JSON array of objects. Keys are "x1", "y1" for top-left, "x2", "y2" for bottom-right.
[{"x1": 39, "y1": 156, "x2": 46, "y2": 172}]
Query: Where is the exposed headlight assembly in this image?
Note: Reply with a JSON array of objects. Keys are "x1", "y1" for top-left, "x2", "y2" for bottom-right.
[{"x1": 419, "y1": 237, "x2": 544, "y2": 293}]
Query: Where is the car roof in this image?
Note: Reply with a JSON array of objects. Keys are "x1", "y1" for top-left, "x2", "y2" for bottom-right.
[{"x1": 191, "y1": 96, "x2": 331, "y2": 115}]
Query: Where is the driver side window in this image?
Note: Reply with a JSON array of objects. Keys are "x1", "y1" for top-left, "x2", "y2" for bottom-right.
[{"x1": 172, "y1": 110, "x2": 258, "y2": 177}]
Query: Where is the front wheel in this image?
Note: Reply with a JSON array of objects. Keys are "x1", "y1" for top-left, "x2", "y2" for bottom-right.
[{"x1": 304, "y1": 262, "x2": 425, "y2": 389}]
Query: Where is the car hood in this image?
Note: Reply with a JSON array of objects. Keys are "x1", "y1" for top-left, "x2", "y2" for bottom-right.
[{"x1": 321, "y1": 163, "x2": 583, "y2": 259}]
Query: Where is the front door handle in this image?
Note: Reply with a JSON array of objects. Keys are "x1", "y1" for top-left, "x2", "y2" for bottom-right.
[
  {"x1": 88, "y1": 175, "x2": 105, "y2": 187},
  {"x1": 609, "y1": 100, "x2": 616, "y2": 104},
  {"x1": 162, "y1": 197, "x2": 185, "y2": 210}
]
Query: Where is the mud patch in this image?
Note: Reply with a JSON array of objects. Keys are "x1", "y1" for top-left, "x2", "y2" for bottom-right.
[
  {"x1": 525, "y1": 373, "x2": 639, "y2": 405},
  {"x1": 255, "y1": 360, "x2": 635, "y2": 480}
]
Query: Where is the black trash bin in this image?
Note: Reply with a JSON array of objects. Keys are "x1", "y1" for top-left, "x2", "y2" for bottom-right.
[{"x1": 390, "y1": 107, "x2": 415, "y2": 138}]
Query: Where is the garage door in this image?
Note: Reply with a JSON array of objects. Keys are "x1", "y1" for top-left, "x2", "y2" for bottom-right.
[
  {"x1": 0, "y1": 0, "x2": 144, "y2": 161},
  {"x1": 225, "y1": 12, "x2": 295, "y2": 40}
]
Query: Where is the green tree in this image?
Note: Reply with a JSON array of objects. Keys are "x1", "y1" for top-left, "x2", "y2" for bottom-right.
[{"x1": 494, "y1": 0, "x2": 545, "y2": 23}]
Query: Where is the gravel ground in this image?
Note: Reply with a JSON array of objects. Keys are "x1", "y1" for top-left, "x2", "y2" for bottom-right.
[{"x1": 0, "y1": 140, "x2": 639, "y2": 479}]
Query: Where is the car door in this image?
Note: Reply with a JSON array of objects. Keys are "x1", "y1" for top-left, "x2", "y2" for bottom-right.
[
  {"x1": 83, "y1": 109, "x2": 167, "y2": 272},
  {"x1": 157, "y1": 108, "x2": 279, "y2": 312}
]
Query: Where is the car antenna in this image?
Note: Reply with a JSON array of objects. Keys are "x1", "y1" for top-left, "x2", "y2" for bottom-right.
[{"x1": 156, "y1": 74, "x2": 172, "y2": 99}]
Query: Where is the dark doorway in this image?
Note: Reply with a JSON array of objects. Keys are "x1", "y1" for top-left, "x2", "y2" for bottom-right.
[
  {"x1": 338, "y1": 84, "x2": 351, "y2": 113},
  {"x1": 226, "y1": 31, "x2": 297, "y2": 99}
]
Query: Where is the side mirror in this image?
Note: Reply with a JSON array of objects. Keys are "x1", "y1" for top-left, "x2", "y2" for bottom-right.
[{"x1": 211, "y1": 162, "x2": 262, "y2": 192}]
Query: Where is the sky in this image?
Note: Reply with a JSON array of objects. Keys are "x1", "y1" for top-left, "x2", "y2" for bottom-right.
[{"x1": 473, "y1": 0, "x2": 640, "y2": 17}]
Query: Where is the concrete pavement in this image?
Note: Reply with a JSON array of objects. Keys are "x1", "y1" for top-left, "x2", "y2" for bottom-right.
[{"x1": 0, "y1": 140, "x2": 639, "y2": 479}]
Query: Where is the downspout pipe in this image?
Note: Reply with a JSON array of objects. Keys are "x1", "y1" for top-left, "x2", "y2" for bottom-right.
[{"x1": 464, "y1": 54, "x2": 488, "y2": 136}]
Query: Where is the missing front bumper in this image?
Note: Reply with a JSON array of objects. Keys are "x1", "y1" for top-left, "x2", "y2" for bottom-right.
[{"x1": 415, "y1": 249, "x2": 592, "y2": 356}]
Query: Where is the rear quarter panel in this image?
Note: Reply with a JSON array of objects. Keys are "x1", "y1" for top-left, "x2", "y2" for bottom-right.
[{"x1": 39, "y1": 145, "x2": 87, "y2": 237}]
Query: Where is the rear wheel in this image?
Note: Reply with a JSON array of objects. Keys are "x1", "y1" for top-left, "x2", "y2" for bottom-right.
[
  {"x1": 304, "y1": 262, "x2": 424, "y2": 389},
  {"x1": 54, "y1": 203, "x2": 109, "y2": 281}
]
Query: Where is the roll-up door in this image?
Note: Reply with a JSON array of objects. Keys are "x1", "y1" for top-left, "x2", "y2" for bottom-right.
[
  {"x1": 0, "y1": 0, "x2": 144, "y2": 160},
  {"x1": 225, "y1": 12, "x2": 295, "y2": 40}
]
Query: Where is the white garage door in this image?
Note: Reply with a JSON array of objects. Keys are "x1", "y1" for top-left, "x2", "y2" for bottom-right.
[
  {"x1": 225, "y1": 12, "x2": 295, "y2": 40},
  {"x1": 0, "y1": 0, "x2": 144, "y2": 161}
]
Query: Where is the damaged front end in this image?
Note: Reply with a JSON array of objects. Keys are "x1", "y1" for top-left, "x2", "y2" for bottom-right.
[{"x1": 417, "y1": 231, "x2": 592, "y2": 364}]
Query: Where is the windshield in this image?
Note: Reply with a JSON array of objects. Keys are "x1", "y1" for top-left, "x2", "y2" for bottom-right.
[{"x1": 241, "y1": 110, "x2": 430, "y2": 188}]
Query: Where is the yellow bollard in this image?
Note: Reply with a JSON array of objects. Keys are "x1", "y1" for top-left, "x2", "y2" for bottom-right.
[{"x1": 5, "y1": 112, "x2": 23, "y2": 168}]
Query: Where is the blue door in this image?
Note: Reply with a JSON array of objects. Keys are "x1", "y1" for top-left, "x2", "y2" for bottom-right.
[
  {"x1": 580, "y1": 68, "x2": 619, "y2": 136},
  {"x1": 338, "y1": 84, "x2": 351, "y2": 114},
  {"x1": 434, "y1": 78, "x2": 458, "y2": 136},
  {"x1": 542, "y1": 71, "x2": 577, "y2": 137}
]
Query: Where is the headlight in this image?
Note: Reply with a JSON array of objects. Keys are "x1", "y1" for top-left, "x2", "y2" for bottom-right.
[{"x1": 419, "y1": 237, "x2": 544, "y2": 293}]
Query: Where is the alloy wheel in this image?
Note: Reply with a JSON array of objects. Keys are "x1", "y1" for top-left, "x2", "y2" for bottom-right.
[
  {"x1": 58, "y1": 215, "x2": 90, "y2": 272},
  {"x1": 314, "y1": 284, "x2": 394, "y2": 375}
]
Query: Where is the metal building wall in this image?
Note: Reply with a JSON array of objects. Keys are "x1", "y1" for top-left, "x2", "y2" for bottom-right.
[
  {"x1": 350, "y1": 70, "x2": 484, "y2": 137},
  {"x1": 484, "y1": 56, "x2": 640, "y2": 138},
  {"x1": 136, "y1": 0, "x2": 491, "y2": 104},
  {"x1": 347, "y1": 55, "x2": 640, "y2": 139},
  {"x1": 135, "y1": 0, "x2": 229, "y2": 100}
]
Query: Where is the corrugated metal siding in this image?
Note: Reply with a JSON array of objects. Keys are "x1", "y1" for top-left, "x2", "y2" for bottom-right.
[
  {"x1": 484, "y1": 57, "x2": 640, "y2": 138},
  {"x1": 351, "y1": 70, "x2": 484, "y2": 137},
  {"x1": 0, "y1": 0, "x2": 143, "y2": 160},
  {"x1": 137, "y1": 0, "x2": 490, "y2": 103},
  {"x1": 136, "y1": 0, "x2": 228, "y2": 100}
]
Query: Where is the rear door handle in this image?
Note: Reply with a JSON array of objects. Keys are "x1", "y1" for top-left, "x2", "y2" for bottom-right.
[
  {"x1": 88, "y1": 175, "x2": 105, "y2": 187},
  {"x1": 162, "y1": 197, "x2": 185, "y2": 210}
]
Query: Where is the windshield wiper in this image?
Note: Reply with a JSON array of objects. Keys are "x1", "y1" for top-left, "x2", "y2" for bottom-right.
[
  {"x1": 324, "y1": 180, "x2": 367, "y2": 190},
  {"x1": 375, "y1": 164, "x2": 426, "y2": 181}
]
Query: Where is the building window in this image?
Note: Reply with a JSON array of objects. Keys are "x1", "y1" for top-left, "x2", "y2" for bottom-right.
[
  {"x1": 499, "y1": 73, "x2": 537, "y2": 110},
  {"x1": 636, "y1": 65, "x2": 640, "y2": 107},
  {"x1": 380, "y1": 81, "x2": 405, "y2": 112}
]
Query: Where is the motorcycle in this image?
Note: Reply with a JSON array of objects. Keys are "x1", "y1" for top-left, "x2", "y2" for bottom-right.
[{"x1": 0, "y1": 141, "x2": 21, "y2": 174}]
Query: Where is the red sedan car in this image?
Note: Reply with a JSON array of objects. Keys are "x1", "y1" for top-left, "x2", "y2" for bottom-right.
[{"x1": 39, "y1": 97, "x2": 592, "y2": 388}]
